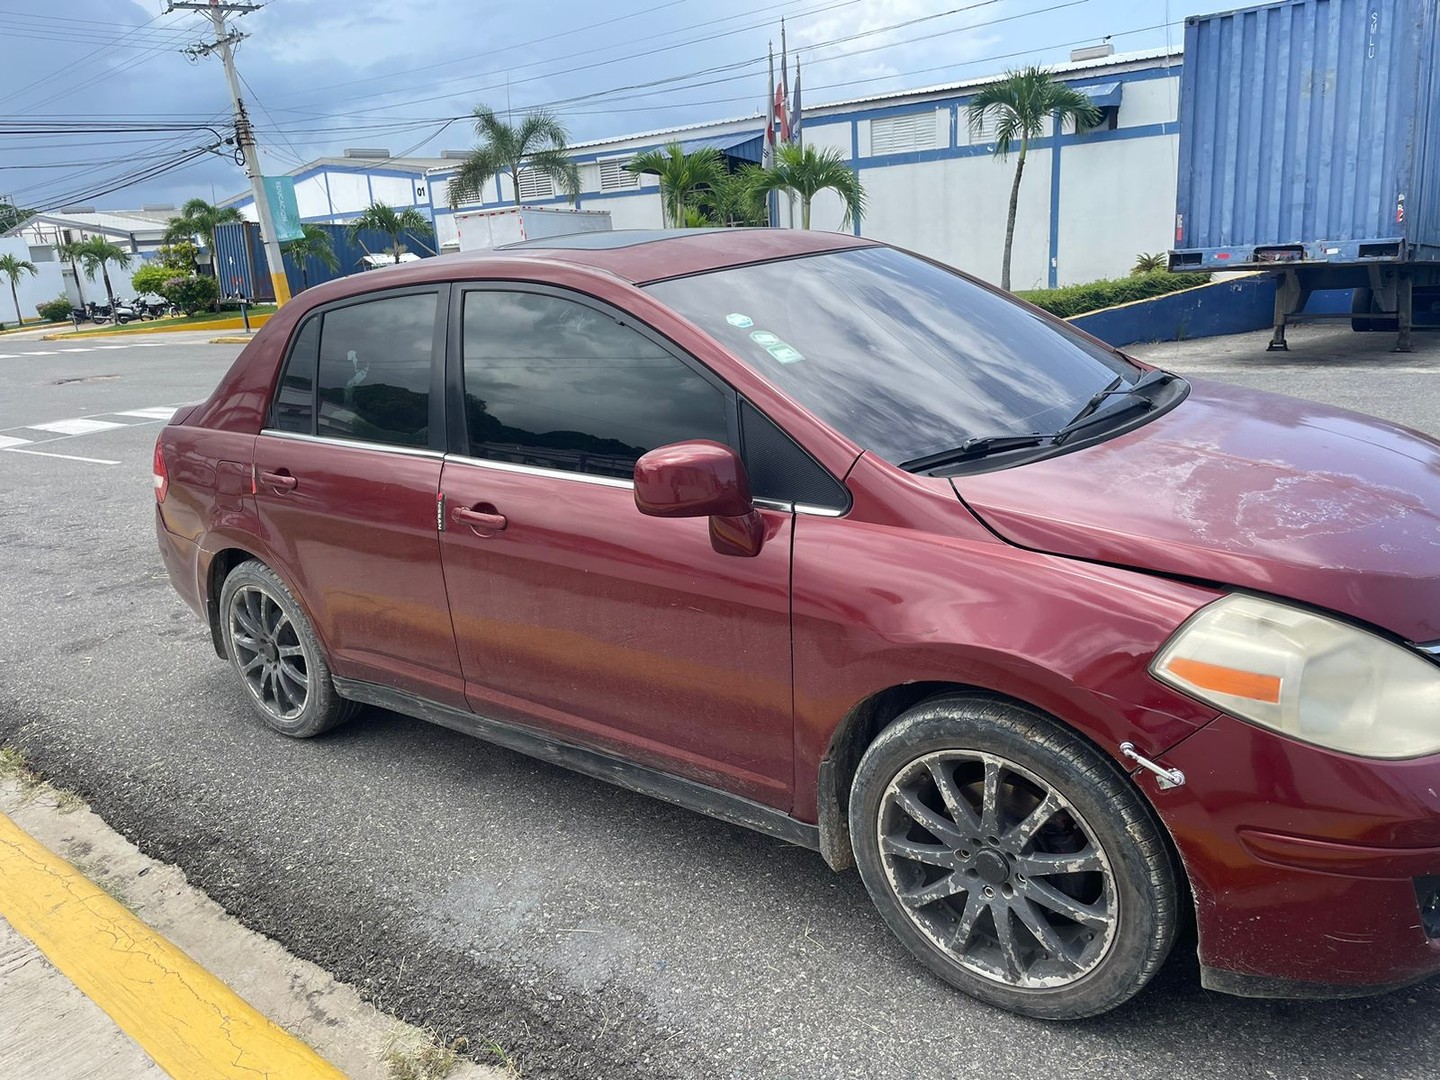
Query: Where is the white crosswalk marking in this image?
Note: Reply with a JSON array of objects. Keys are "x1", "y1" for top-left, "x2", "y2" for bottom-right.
[
  {"x1": 27, "y1": 418, "x2": 126, "y2": 435},
  {"x1": 55, "y1": 348, "x2": 95, "y2": 353},
  {"x1": 116, "y1": 408, "x2": 178, "y2": 420},
  {"x1": 0, "y1": 354, "x2": 15, "y2": 359},
  {"x1": 0, "y1": 435, "x2": 32, "y2": 449}
]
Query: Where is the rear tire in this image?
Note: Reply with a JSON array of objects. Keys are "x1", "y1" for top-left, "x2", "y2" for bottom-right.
[
  {"x1": 849, "y1": 695, "x2": 1177, "y2": 1020},
  {"x1": 218, "y1": 560, "x2": 357, "y2": 738}
]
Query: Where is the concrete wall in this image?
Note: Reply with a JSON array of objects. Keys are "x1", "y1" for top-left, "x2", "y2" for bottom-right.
[{"x1": 0, "y1": 236, "x2": 66, "y2": 324}]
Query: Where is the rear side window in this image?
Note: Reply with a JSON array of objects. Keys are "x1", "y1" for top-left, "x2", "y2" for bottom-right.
[
  {"x1": 460, "y1": 290, "x2": 728, "y2": 479},
  {"x1": 315, "y1": 292, "x2": 437, "y2": 448},
  {"x1": 271, "y1": 316, "x2": 319, "y2": 433}
]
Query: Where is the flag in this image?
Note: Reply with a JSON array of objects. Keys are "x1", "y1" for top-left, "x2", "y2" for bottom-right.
[
  {"x1": 789, "y1": 56, "x2": 802, "y2": 145},
  {"x1": 773, "y1": 80, "x2": 791, "y2": 144}
]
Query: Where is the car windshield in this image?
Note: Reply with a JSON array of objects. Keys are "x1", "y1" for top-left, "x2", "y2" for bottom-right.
[{"x1": 645, "y1": 246, "x2": 1140, "y2": 465}]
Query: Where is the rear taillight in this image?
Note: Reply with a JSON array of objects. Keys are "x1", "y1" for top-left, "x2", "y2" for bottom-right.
[{"x1": 153, "y1": 439, "x2": 169, "y2": 503}]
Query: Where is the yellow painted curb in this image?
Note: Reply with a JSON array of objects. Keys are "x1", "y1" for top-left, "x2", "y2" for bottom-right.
[
  {"x1": 41, "y1": 313, "x2": 273, "y2": 341},
  {"x1": 0, "y1": 811, "x2": 345, "y2": 1079},
  {"x1": 209, "y1": 335, "x2": 257, "y2": 344}
]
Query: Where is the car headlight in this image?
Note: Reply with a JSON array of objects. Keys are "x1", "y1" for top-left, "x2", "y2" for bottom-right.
[{"x1": 1151, "y1": 594, "x2": 1440, "y2": 759}]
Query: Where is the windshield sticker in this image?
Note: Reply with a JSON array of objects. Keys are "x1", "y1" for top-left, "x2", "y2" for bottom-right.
[
  {"x1": 766, "y1": 343, "x2": 804, "y2": 365},
  {"x1": 726, "y1": 312, "x2": 753, "y2": 328},
  {"x1": 749, "y1": 330, "x2": 780, "y2": 347}
]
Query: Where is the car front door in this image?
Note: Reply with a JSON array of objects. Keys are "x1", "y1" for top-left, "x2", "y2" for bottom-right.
[
  {"x1": 437, "y1": 284, "x2": 794, "y2": 809},
  {"x1": 253, "y1": 287, "x2": 465, "y2": 708}
]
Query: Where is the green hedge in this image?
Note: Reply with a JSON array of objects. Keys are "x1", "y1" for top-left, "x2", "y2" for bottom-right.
[{"x1": 1017, "y1": 271, "x2": 1211, "y2": 319}]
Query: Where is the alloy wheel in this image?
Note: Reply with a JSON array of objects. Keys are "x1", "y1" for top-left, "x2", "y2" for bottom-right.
[
  {"x1": 876, "y1": 750, "x2": 1117, "y2": 989},
  {"x1": 227, "y1": 585, "x2": 310, "y2": 721}
]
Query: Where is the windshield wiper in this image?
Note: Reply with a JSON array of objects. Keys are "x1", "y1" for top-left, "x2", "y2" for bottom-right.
[
  {"x1": 899, "y1": 434, "x2": 1050, "y2": 472},
  {"x1": 899, "y1": 369, "x2": 1177, "y2": 473},
  {"x1": 1054, "y1": 368, "x2": 1174, "y2": 444}
]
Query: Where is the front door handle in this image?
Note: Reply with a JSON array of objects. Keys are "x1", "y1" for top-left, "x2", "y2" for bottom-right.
[
  {"x1": 259, "y1": 469, "x2": 297, "y2": 492},
  {"x1": 453, "y1": 505, "x2": 507, "y2": 532}
]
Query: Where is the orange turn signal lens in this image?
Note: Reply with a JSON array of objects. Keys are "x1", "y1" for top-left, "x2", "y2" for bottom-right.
[{"x1": 1165, "y1": 657, "x2": 1282, "y2": 703}]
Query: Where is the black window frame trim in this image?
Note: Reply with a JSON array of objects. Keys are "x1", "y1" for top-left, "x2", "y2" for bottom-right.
[
  {"x1": 444, "y1": 280, "x2": 740, "y2": 473},
  {"x1": 265, "y1": 283, "x2": 450, "y2": 454}
]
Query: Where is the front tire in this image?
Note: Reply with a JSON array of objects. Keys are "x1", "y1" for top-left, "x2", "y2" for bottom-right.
[
  {"x1": 849, "y1": 695, "x2": 1177, "y2": 1019},
  {"x1": 218, "y1": 560, "x2": 357, "y2": 738}
]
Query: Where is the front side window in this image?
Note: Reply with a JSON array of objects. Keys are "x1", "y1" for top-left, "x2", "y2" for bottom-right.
[
  {"x1": 646, "y1": 246, "x2": 1139, "y2": 466},
  {"x1": 315, "y1": 292, "x2": 437, "y2": 448},
  {"x1": 460, "y1": 290, "x2": 728, "y2": 479}
]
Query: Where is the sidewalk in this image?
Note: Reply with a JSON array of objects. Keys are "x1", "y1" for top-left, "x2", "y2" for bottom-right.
[{"x1": 0, "y1": 770, "x2": 505, "y2": 1080}]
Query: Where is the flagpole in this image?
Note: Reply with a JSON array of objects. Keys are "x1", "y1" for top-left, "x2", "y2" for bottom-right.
[
  {"x1": 780, "y1": 18, "x2": 792, "y2": 228},
  {"x1": 795, "y1": 56, "x2": 803, "y2": 152},
  {"x1": 766, "y1": 41, "x2": 776, "y2": 229}
]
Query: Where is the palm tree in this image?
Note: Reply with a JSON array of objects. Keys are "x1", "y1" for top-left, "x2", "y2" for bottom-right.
[
  {"x1": 447, "y1": 106, "x2": 580, "y2": 208},
  {"x1": 624, "y1": 143, "x2": 726, "y2": 227},
  {"x1": 1132, "y1": 252, "x2": 1168, "y2": 275},
  {"x1": 281, "y1": 224, "x2": 339, "y2": 290},
  {"x1": 163, "y1": 198, "x2": 243, "y2": 285},
  {"x1": 345, "y1": 202, "x2": 434, "y2": 264},
  {"x1": 73, "y1": 237, "x2": 133, "y2": 313},
  {"x1": 55, "y1": 239, "x2": 89, "y2": 307},
  {"x1": 746, "y1": 144, "x2": 866, "y2": 231},
  {"x1": 0, "y1": 253, "x2": 38, "y2": 325},
  {"x1": 700, "y1": 167, "x2": 768, "y2": 228},
  {"x1": 968, "y1": 66, "x2": 1100, "y2": 291}
]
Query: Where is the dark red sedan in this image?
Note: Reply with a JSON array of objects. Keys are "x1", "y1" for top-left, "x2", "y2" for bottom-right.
[{"x1": 154, "y1": 229, "x2": 1440, "y2": 1019}]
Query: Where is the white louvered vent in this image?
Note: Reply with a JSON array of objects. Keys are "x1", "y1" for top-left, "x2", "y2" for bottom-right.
[
  {"x1": 967, "y1": 111, "x2": 1006, "y2": 144},
  {"x1": 599, "y1": 158, "x2": 639, "y2": 191},
  {"x1": 870, "y1": 112, "x2": 937, "y2": 155},
  {"x1": 517, "y1": 168, "x2": 555, "y2": 200}
]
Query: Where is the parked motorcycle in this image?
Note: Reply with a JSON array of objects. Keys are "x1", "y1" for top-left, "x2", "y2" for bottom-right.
[{"x1": 86, "y1": 301, "x2": 132, "y2": 325}]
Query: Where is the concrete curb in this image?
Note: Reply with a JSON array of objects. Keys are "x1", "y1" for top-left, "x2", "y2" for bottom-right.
[
  {"x1": 40, "y1": 313, "x2": 273, "y2": 342},
  {"x1": 0, "y1": 777, "x2": 506, "y2": 1080}
]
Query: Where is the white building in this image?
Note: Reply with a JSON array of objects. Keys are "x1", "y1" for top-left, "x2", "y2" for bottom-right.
[
  {"x1": 2, "y1": 207, "x2": 177, "y2": 311},
  {"x1": 226, "y1": 47, "x2": 1183, "y2": 290}
]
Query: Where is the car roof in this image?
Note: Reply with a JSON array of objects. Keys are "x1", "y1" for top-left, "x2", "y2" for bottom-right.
[
  {"x1": 283, "y1": 229, "x2": 883, "y2": 312},
  {"x1": 437, "y1": 227, "x2": 880, "y2": 285}
]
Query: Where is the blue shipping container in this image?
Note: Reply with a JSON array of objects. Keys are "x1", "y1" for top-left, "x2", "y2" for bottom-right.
[
  {"x1": 213, "y1": 221, "x2": 437, "y2": 301},
  {"x1": 1172, "y1": 0, "x2": 1440, "y2": 269}
]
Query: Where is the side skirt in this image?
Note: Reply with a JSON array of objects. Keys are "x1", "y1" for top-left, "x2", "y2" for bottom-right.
[{"x1": 333, "y1": 678, "x2": 822, "y2": 853}]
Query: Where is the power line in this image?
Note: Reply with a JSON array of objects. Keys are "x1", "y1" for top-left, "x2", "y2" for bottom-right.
[{"x1": 0, "y1": 8, "x2": 200, "y2": 109}]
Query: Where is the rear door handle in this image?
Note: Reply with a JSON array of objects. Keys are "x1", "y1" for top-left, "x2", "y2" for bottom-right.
[
  {"x1": 259, "y1": 470, "x2": 297, "y2": 491},
  {"x1": 453, "y1": 506, "x2": 507, "y2": 532}
]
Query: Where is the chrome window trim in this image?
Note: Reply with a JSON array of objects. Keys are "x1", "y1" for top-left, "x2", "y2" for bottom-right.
[
  {"x1": 444, "y1": 452, "x2": 636, "y2": 490},
  {"x1": 259, "y1": 428, "x2": 446, "y2": 460},
  {"x1": 794, "y1": 502, "x2": 848, "y2": 518}
]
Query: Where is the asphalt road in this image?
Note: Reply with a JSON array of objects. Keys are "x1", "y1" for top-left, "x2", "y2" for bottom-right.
[{"x1": 2, "y1": 324, "x2": 1438, "y2": 1080}]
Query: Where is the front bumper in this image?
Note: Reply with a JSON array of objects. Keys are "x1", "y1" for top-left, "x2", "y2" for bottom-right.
[{"x1": 1144, "y1": 714, "x2": 1440, "y2": 996}]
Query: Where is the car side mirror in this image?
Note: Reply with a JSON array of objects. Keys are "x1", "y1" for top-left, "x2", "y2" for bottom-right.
[{"x1": 633, "y1": 440, "x2": 766, "y2": 558}]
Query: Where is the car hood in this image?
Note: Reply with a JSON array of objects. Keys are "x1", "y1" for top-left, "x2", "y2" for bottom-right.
[{"x1": 952, "y1": 379, "x2": 1440, "y2": 642}]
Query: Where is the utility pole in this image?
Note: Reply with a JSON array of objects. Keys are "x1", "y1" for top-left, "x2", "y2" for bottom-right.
[{"x1": 169, "y1": 0, "x2": 291, "y2": 305}]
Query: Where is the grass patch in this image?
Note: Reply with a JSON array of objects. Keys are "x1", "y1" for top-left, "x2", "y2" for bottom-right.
[
  {"x1": 62, "y1": 306, "x2": 277, "y2": 338},
  {"x1": 478, "y1": 1038, "x2": 522, "y2": 1077},
  {"x1": 1, "y1": 745, "x2": 86, "y2": 813},
  {"x1": 383, "y1": 1032, "x2": 470, "y2": 1080},
  {"x1": 1017, "y1": 271, "x2": 1211, "y2": 319}
]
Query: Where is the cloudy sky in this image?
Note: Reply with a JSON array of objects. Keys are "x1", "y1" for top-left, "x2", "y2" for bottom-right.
[{"x1": 0, "y1": 0, "x2": 1236, "y2": 212}]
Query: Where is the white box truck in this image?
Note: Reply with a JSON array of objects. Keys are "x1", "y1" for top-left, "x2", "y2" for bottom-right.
[{"x1": 454, "y1": 207, "x2": 612, "y2": 252}]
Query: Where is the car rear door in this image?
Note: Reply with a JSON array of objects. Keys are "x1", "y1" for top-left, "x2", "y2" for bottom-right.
[
  {"x1": 253, "y1": 286, "x2": 465, "y2": 708},
  {"x1": 436, "y1": 283, "x2": 795, "y2": 809}
]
